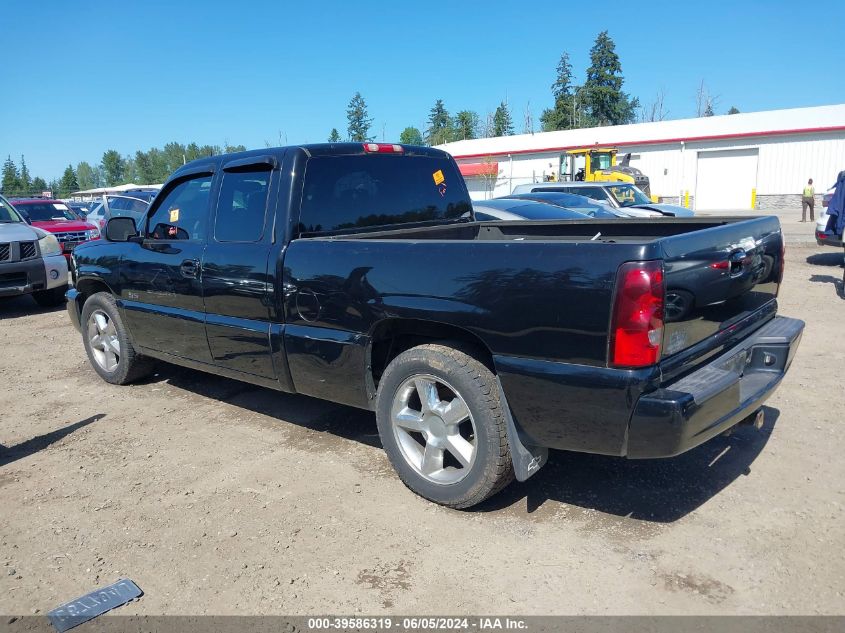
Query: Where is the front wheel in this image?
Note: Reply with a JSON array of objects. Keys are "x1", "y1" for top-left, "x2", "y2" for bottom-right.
[
  {"x1": 375, "y1": 343, "x2": 514, "y2": 509},
  {"x1": 81, "y1": 292, "x2": 155, "y2": 384}
]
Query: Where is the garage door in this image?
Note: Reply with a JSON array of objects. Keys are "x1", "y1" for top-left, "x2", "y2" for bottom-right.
[{"x1": 695, "y1": 148, "x2": 758, "y2": 210}]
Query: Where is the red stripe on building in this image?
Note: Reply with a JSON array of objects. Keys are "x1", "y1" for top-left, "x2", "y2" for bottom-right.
[
  {"x1": 449, "y1": 125, "x2": 845, "y2": 160},
  {"x1": 458, "y1": 162, "x2": 499, "y2": 177}
]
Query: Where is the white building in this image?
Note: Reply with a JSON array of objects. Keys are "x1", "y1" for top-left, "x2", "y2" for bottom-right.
[
  {"x1": 436, "y1": 103, "x2": 845, "y2": 210},
  {"x1": 70, "y1": 183, "x2": 163, "y2": 201}
]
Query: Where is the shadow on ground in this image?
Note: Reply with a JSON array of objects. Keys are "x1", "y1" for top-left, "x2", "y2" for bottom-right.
[
  {"x1": 149, "y1": 364, "x2": 381, "y2": 448},
  {"x1": 148, "y1": 363, "x2": 778, "y2": 524},
  {"x1": 806, "y1": 252, "x2": 844, "y2": 267},
  {"x1": 477, "y1": 407, "x2": 779, "y2": 522},
  {"x1": 0, "y1": 414, "x2": 105, "y2": 468},
  {"x1": 809, "y1": 274, "x2": 845, "y2": 298},
  {"x1": 0, "y1": 295, "x2": 66, "y2": 319}
]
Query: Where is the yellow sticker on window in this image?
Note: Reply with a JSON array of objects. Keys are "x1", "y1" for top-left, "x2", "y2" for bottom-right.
[
  {"x1": 432, "y1": 169, "x2": 445, "y2": 186},
  {"x1": 169, "y1": 208, "x2": 180, "y2": 223}
]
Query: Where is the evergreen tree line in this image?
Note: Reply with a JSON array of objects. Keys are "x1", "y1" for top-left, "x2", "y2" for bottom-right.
[
  {"x1": 336, "y1": 30, "x2": 740, "y2": 145},
  {"x1": 1, "y1": 141, "x2": 247, "y2": 198},
  {"x1": 3, "y1": 31, "x2": 742, "y2": 193}
]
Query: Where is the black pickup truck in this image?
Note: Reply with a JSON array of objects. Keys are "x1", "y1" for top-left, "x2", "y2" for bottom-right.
[{"x1": 66, "y1": 143, "x2": 804, "y2": 508}]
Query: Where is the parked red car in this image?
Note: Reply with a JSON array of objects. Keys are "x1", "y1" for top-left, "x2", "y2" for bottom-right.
[{"x1": 9, "y1": 198, "x2": 100, "y2": 260}]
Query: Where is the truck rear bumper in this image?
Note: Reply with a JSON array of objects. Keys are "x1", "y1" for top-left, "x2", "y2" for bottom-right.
[{"x1": 626, "y1": 316, "x2": 804, "y2": 458}]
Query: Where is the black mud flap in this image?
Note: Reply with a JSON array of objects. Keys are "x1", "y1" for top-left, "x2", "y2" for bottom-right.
[{"x1": 495, "y1": 376, "x2": 548, "y2": 482}]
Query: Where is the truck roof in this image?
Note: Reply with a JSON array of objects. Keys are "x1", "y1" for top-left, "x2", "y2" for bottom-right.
[{"x1": 171, "y1": 143, "x2": 451, "y2": 181}]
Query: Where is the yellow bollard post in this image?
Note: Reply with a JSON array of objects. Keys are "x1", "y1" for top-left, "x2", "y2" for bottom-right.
[
  {"x1": 684, "y1": 190, "x2": 690, "y2": 208},
  {"x1": 751, "y1": 188, "x2": 756, "y2": 210}
]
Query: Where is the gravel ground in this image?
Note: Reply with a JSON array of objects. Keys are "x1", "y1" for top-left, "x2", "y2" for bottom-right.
[{"x1": 0, "y1": 244, "x2": 843, "y2": 616}]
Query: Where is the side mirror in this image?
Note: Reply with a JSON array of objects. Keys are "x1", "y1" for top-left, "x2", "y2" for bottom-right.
[{"x1": 105, "y1": 217, "x2": 139, "y2": 241}]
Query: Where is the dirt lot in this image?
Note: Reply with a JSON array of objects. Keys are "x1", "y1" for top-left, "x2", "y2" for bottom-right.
[{"x1": 1, "y1": 244, "x2": 843, "y2": 616}]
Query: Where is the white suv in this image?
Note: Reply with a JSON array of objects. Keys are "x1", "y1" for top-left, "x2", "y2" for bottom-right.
[{"x1": 0, "y1": 194, "x2": 68, "y2": 306}]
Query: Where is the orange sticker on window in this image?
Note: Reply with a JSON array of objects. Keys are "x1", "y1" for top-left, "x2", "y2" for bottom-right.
[
  {"x1": 169, "y1": 208, "x2": 180, "y2": 223},
  {"x1": 432, "y1": 169, "x2": 445, "y2": 186}
]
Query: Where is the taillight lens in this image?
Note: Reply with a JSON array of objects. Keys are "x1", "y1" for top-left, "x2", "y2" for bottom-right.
[
  {"x1": 777, "y1": 239, "x2": 786, "y2": 287},
  {"x1": 609, "y1": 261, "x2": 664, "y2": 368}
]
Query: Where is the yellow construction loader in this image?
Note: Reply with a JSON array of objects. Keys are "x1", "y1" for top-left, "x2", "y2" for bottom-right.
[{"x1": 559, "y1": 148, "x2": 651, "y2": 198}]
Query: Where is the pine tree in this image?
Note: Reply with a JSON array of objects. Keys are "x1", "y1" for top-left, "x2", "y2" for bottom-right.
[
  {"x1": 492, "y1": 101, "x2": 514, "y2": 136},
  {"x1": 425, "y1": 99, "x2": 453, "y2": 146},
  {"x1": 59, "y1": 165, "x2": 79, "y2": 195},
  {"x1": 541, "y1": 52, "x2": 578, "y2": 131},
  {"x1": 583, "y1": 31, "x2": 638, "y2": 126},
  {"x1": 454, "y1": 111, "x2": 479, "y2": 140},
  {"x1": 19, "y1": 155, "x2": 31, "y2": 195},
  {"x1": 346, "y1": 92, "x2": 373, "y2": 142},
  {"x1": 31, "y1": 176, "x2": 48, "y2": 194},
  {"x1": 328, "y1": 128, "x2": 341, "y2": 143},
  {"x1": 101, "y1": 150, "x2": 125, "y2": 186},
  {"x1": 727, "y1": 106, "x2": 740, "y2": 115},
  {"x1": 399, "y1": 127, "x2": 423, "y2": 145},
  {"x1": 163, "y1": 142, "x2": 187, "y2": 174},
  {"x1": 703, "y1": 102, "x2": 715, "y2": 117},
  {"x1": 134, "y1": 151, "x2": 154, "y2": 185},
  {"x1": 76, "y1": 161, "x2": 100, "y2": 189},
  {"x1": 1, "y1": 155, "x2": 20, "y2": 196}
]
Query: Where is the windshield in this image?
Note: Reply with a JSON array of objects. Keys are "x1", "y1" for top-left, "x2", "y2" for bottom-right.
[
  {"x1": 607, "y1": 184, "x2": 652, "y2": 207},
  {"x1": 0, "y1": 196, "x2": 23, "y2": 222},
  {"x1": 17, "y1": 201, "x2": 78, "y2": 222},
  {"x1": 592, "y1": 152, "x2": 613, "y2": 170}
]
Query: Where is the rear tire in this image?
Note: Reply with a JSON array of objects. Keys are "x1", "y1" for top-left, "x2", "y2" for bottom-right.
[
  {"x1": 81, "y1": 292, "x2": 155, "y2": 385},
  {"x1": 375, "y1": 343, "x2": 514, "y2": 509},
  {"x1": 32, "y1": 285, "x2": 67, "y2": 308}
]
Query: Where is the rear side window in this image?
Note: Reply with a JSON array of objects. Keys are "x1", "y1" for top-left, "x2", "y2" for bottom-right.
[
  {"x1": 147, "y1": 175, "x2": 212, "y2": 241},
  {"x1": 298, "y1": 155, "x2": 470, "y2": 235},
  {"x1": 214, "y1": 169, "x2": 270, "y2": 242}
]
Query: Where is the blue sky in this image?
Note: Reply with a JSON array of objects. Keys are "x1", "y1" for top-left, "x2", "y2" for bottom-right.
[{"x1": 2, "y1": 0, "x2": 843, "y2": 180}]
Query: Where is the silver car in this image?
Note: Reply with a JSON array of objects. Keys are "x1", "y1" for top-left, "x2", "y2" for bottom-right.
[
  {"x1": 511, "y1": 181, "x2": 695, "y2": 217},
  {"x1": 0, "y1": 194, "x2": 68, "y2": 306}
]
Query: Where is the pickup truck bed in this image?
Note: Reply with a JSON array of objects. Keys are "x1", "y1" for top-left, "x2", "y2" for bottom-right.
[
  {"x1": 65, "y1": 143, "x2": 804, "y2": 508},
  {"x1": 284, "y1": 214, "x2": 795, "y2": 456}
]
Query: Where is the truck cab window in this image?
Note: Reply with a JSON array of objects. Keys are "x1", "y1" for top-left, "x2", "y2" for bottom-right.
[
  {"x1": 299, "y1": 155, "x2": 470, "y2": 235},
  {"x1": 147, "y1": 176, "x2": 212, "y2": 240},
  {"x1": 214, "y1": 169, "x2": 270, "y2": 242}
]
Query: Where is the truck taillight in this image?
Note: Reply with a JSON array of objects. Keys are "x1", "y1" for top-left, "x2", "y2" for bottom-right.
[
  {"x1": 609, "y1": 261, "x2": 664, "y2": 368},
  {"x1": 778, "y1": 239, "x2": 786, "y2": 286},
  {"x1": 363, "y1": 143, "x2": 403, "y2": 153}
]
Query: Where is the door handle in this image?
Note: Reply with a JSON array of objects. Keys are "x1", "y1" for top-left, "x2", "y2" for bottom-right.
[
  {"x1": 180, "y1": 259, "x2": 200, "y2": 278},
  {"x1": 728, "y1": 249, "x2": 748, "y2": 277}
]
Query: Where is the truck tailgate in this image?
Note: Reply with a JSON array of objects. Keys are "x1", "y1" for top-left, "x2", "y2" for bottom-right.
[{"x1": 658, "y1": 215, "x2": 783, "y2": 376}]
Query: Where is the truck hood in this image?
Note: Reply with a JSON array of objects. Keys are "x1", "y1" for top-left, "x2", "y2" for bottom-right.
[
  {"x1": 631, "y1": 203, "x2": 695, "y2": 217},
  {"x1": 32, "y1": 219, "x2": 96, "y2": 233},
  {"x1": 0, "y1": 222, "x2": 45, "y2": 241}
]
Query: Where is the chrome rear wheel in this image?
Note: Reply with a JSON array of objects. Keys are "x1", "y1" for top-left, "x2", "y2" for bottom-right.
[{"x1": 390, "y1": 374, "x2": 478, "y2": 485}]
